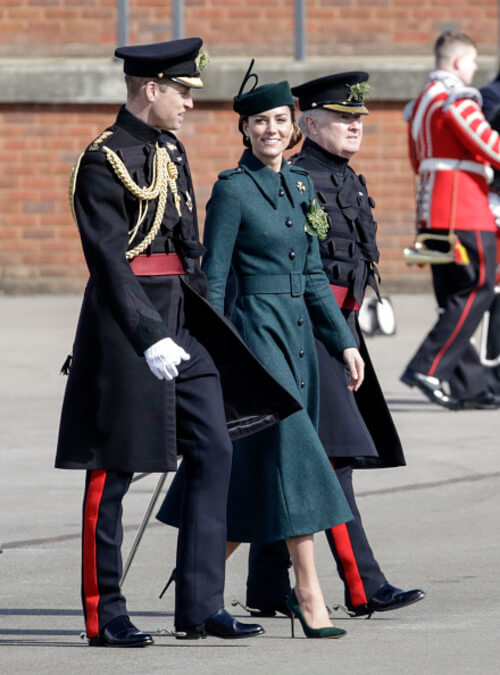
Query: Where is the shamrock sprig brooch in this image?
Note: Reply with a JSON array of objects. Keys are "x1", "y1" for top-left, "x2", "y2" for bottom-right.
[{"x1": 305, "y1": 198, "x2": 330, "y2": 241}]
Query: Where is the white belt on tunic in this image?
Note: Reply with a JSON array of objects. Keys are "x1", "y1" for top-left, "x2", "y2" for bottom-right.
[{"x1": 419, "y1": 157, "x2": 494, "y2": 184}]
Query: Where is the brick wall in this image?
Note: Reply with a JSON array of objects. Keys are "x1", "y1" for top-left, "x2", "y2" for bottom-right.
[
  {"x1": 1, "y1": 0, "x2": 497, "y2": 57},
  {"x1": 0, "y1": 100, "x2": 428, "y2": 292}
]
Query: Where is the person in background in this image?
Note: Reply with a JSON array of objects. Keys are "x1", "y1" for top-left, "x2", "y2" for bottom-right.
[
  {"x1": 479, "y1": 74, "x2": 500, "y2": 386},
  {"x1": 243, "y1": 72, "x2": 425, "y2": 620},
  {"x1": 401, "y1": 31, "x2": 500, "y2": 410}
]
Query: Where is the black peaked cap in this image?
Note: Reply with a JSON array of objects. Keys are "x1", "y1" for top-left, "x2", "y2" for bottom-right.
[
  {"x1": 115, "y1": 37, "x2": 204, "y2": 88},
  {"x1": 291, "y1": 71, "x2": 370, "y2": 114}
]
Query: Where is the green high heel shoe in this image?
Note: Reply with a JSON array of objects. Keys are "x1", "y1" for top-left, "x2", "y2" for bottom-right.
[{"x1": 285, "y1": 590, "x2": 346, "y2": 639}]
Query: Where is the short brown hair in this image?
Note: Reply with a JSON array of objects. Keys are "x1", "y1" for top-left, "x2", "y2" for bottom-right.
[
  {"x1": 434, "y1": 31, "x2": 477, "y2": 67},
  {"x1": 238, "y1": 106, "x2": 303, "y2": 151},
  {"x1": 124, "y1": 74, "x2": 169, "y2": 99}
]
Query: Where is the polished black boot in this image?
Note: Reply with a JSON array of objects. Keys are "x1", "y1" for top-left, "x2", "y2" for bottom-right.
[
  {"x1": 459, "y1": 391, "x2": 500, "y2": 409},
  {"x1": 205, "y1": 609, "x2": 265, "y2": 639},
  {"x1": 339, "y1": 582, "x2": 426, "y2": 619},
  {"x1": 175, "y1": 608, "x2": 264, "y2": 640},
  {"x1": 88, "y1": 615, "x2": 154, "y2": 647},
  {"x1": 400, "y1": 369, "x2": 460, "y2": 410}
]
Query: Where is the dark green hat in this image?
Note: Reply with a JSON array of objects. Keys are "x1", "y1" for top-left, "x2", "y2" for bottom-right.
[
  {"x1": 115, "y1": 37, "x2": 206, "y2": 89},
  {"x1": 233, "y1": 60, "x2": 294, "y2": 116},
  {"x1": 291, "y1": 72, "x2": 371, "y2": 115}
]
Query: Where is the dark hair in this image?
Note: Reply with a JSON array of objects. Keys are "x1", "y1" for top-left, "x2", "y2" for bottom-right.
[
  {"x1": 434, "y1": 31, "x2": 476, "y2": 65},
  {"x1": 238, "y1": 106, "x2": 303, "y2": 150}
]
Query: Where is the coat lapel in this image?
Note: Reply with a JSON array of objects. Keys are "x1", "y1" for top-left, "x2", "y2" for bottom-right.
[{"x1": 239, "y1": 150, "x2": 297, "y2": 209}]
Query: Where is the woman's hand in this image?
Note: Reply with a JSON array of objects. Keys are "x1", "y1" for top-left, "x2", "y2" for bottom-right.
[{"x1": 342, "y1": 347, "x2": 365, "y2": 392}]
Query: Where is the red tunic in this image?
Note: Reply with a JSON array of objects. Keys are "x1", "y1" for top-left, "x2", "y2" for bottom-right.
[{"x1": 408, "y1": 75, "x2": 500, "y2": 232}]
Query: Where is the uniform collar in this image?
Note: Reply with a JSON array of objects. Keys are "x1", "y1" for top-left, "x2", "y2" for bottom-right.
[
  {"x1": 301, "y1": 138, "x2": 349, "y2": 174},
  {"x1": 115, "y1": 105, "x2": 179, "y2": 148},
  {"x1": 238, "y1": 149, "x2": 296, "y2": 208}
]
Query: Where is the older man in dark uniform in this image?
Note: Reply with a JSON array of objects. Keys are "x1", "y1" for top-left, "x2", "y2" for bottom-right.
[
  {"x1": 243, "y1": 73, "x2": 425, "y2": 619},
  {"x1": 55, "y1": 38, "x2": 300, "y2": 647}
]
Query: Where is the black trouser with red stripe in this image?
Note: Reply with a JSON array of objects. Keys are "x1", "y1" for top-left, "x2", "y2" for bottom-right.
[
  {"x1": 81, "y1": 339, "x2": 233, "y2": 637},
  {"x1": 406, "y1": 229, "x2": 498, "y2": 400},
  {"x1": 246, "y1": 465, "x2": 386, "y2": 609}
]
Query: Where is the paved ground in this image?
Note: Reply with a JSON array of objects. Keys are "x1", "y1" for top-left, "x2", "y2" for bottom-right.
[{"x1": 0, "y1": 293, "x2": 498, "y2": 674}]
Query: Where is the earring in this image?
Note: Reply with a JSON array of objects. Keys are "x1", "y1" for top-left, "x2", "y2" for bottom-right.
[{"x1": 245, "y1": 135, "x2": 250, "y2": 142}]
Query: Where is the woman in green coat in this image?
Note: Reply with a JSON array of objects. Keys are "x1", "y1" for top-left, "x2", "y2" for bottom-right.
[
  {"x1": 160, "y1": 63, "x2": 365, "y2": 637},
  {"x1": 203, "y1": 65, "x2": 364, "y2": 637}
]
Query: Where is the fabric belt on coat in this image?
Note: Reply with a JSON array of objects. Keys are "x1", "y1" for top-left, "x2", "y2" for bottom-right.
[
  {"x1": 329, "y1": 284, "x2": 361, "y2": 310},
  {"x1": 129, "y1": 253, "x2": 186, "y2": 276},
  {"x1": 237, "y1": 273, "x2": 305, "y2": 297},
  {"x1": 419, "y1": 158, "x2": 494, "y2": 184}
]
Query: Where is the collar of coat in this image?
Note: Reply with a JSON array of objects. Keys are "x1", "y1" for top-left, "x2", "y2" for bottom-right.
[
  {"x1": 238, "y1": 149, "x2": 300, "y2": 209},
  {"x1": 298, "y1": 138, "x2": 350, "y2": 174},
  {"x1": 115, "y1": 105, "x2": 182, "y2": 150}
]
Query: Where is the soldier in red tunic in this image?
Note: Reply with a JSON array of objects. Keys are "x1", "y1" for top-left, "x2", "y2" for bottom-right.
[{"x1": 401, "y1": 31, "x2": 500, "y2": 409}]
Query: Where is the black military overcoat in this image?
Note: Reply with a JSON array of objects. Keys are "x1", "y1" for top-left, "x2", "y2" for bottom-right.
[
  {"x1": 55, "y1": 107, "x2": 300, "y2": 473},
  {"x1": 293, "y1": 139, "x2": 405, "y2": 468}
]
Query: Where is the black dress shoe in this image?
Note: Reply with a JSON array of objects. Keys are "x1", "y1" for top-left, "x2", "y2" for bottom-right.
[
  {"x1": 459, "y1": 391, "x2": 500, "y2": 410},
  {"x1": 88, "y1": 615, "x2": 154, "y2": 647},
  {"x1": 347, "y1": 583, "x2": 426, "y2": 618},
  {"x1": 205, "y1": 608, "x2": 265, "y2": 639},
  {"x1": 400, "y1": 369, "x2": 461, "y2": 410}
]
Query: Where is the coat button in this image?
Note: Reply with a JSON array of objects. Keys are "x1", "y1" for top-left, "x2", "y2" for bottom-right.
[
  {"x1": 298, "y1": 318, "x2": 304, "y2": 326},
  {"x1": 299, "y1": 349, "x2": 304, "y2": 358},
  {"x1": 300, "y1": 380, "x2": 305, "y2": 388},
  {"x1": 279, "y1": 189, "x2": 285, "y2": 196},
  {"x1": 289, "y1": 250, "x2": 296, "y2": 260},
  {"x1": 285, "y1": 218, "x2": 293, "y2": 227}
]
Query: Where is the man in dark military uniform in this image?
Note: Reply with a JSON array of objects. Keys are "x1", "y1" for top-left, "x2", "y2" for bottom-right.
[
  {"x1": 55, "y1": 38, "x2": 300, "y2": 647},
  {"x1": 480, "y1": 74, "x2": 500, "y2": 386},
  {"x1": 242, "y1": 73, "x2": 425, "y2": 619}
]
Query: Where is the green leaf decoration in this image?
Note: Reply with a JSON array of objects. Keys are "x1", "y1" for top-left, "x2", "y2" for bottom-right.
[
  {"x1": 347, "y1": 81, "x2": 372, "y2": 103},
  {"x1": 196, "y1": 49, "x2": 210, "y2": 72},
  {"x1": 305, "y1": 199, "x2": 330, "y2": 241}
]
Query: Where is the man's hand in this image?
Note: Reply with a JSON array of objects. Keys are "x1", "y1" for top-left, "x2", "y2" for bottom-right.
[
  {"x1": 342, "y1": 347, "x2": 365, "y2": 392},
  {"x1": 144, "y1": 337, "x2": 190, "y2": 381}
]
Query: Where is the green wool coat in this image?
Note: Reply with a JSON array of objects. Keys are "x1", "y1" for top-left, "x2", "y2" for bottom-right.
[{"x1": 201, "y1": 150, "x2": 357, "y2": 543}]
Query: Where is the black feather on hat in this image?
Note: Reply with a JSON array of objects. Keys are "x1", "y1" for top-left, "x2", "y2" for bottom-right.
[{"x1": 233, "y1": 59, "x2": 294, "y2": 116}]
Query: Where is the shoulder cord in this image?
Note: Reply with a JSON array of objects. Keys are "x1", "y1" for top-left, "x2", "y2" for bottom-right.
[
  {"x1": 68, "y1": 152, "x2": 85, "y2": 226},
  {"x1": 68, "y1": 144, "x2": 182, "y2": 261}
]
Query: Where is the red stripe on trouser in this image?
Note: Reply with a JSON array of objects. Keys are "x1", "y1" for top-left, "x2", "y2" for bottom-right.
[
  {"x1": 328, "y1": 459, "x2": 367, "y2": 607},
  {"x1": 82, "y1": 470, "x2": 107, "y2": 638},
  {"x1": 428, "y1": 231, "x2": 485, "y2": 376}
]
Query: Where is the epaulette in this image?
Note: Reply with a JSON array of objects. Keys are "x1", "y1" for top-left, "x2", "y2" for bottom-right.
[
  {"x1": 443, "y1": 86, "x2": 482, "y2": 112},
  {"x1": 87, "y1": 129, "x2": 114, "y2": 152},
  {"x1": 290, "y1": 164, "x2": 309, "y2": 177},
  {"x1": 218, "y1": 167, "x2": 244, "y2": 180}
]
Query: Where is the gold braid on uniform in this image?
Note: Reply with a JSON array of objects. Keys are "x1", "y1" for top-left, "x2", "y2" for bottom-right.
[
  {"x1": 68, "y1": 152, "x2": 85, "y2": 226},
  {"x1": 101, "y1": 143, "x2": 182, "y2": 260}
]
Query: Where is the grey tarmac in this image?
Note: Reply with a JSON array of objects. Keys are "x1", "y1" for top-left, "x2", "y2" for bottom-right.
[{"x1": 0, "y1": 293, "x2": 498, "y2": 674}]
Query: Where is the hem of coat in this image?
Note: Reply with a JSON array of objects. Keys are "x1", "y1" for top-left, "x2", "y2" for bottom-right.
[
  {"x1": 331, "y1": 456, "x2": 407, "y2": 469},
  {"x1": 55, "y1": 461, "x2": 177, "y2": 472},
  {"x1": 225, "y1": 513, "x2": 355, "y2": 545},
  {"x1": 227, "y1": 413, "x2": 281, "y2": 440}
]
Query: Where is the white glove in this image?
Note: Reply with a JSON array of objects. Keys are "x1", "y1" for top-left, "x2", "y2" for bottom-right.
[{"x1": 144, "y1": 337, "x2": 190, "y2": 381}]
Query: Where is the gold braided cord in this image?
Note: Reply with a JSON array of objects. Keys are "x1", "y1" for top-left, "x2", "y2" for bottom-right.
[
  {"x1": 68, "y1": 151, "x2": 85, "y2": 225},
  {"x1": 101, "y1": 144, "x2": 183, "y2": 260},
  {"x1": 128, "y1": 198, "x2": 149, "y2": 245},
  {"x1": 125, "y1": 182, "x2": 168, "y2": 259}
]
